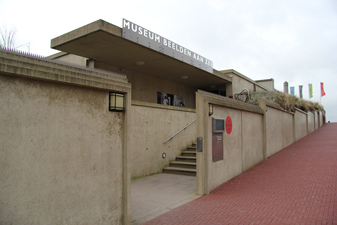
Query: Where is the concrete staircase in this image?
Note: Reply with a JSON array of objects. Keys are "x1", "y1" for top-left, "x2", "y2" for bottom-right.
[{"x1": 163, "y1": 144, "x2": 196, "y2": 176}]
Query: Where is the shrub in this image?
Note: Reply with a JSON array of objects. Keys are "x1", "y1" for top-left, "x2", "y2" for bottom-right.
[{"x1": 277, "y1": 92, "x2": 324, "y2": 112}]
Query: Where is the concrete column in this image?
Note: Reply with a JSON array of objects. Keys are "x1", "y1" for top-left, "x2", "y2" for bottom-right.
[
  {"x1": 196, "y1": 92, "x2": 209, "y2": 195},
  {"x1": 123, "y1": 91, "x2": 132, "y2": 225},
  {"x1": 258, "y1": 100, "x2": 267, "y2": 160}
]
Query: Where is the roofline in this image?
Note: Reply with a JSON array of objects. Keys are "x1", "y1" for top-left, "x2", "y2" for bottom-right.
[
  {"x1": 255, "y1": 78, "x2": 274, "y2": 82},
  {"x1": 51, "y1": 19, "x2": 122, "y2": 49},
  {"x1": 46, "y1": 51, "x2": 68, "y2": 60},
  {"x1": 220, "y1": 69, "x2": 272, "y2": 91},
  {"x1": 51, "y1": 19, "x2": 232, "y2": 86}
]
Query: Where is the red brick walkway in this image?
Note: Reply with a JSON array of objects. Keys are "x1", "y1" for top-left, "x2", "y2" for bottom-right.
[{"x1": 145, "y1": 123, "x2": 337, "y2": 224}]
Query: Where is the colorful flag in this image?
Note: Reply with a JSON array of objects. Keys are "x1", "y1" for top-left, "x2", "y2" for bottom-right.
[
  {"x1": 309, "y1": 84, "x2": 313, "y2": 98},
  {"x1": 321, "y1": 82, "x2": 326, "y2": 97},
  {"x1": 290, "y1": 87, "x2": 295, "y2": 95},
  {"x1": 299, "y1": 85, "x2": 303, "y2": 99}
]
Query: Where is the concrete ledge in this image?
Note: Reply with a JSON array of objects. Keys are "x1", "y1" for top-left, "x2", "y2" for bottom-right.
[
  {"x1": 0, "y1": 49, "x2": 131, "y2": 92},
  {"x1": 132, "y1": 100, "x2": 196, "y2": 113},
  {"x1": 295, "y1": 107, "x2": 308, "y2": 115},
  {"x1": 197, "y1": 90, "x2": 264, "y2": 115},
  {"x1": 45, "y1": 51, "x2": 68, "y2": 59},
  {"x1": 213, "y1": 69, "x2": 232, "y2": 83}
]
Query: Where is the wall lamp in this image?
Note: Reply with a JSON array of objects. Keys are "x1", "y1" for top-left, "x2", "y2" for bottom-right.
[
  {"x1": 109, "y1": 92, "x2": 125, "y2": 112},
  {"x1": 209, "y1": 103, "x2": 213, "y2": 116}
]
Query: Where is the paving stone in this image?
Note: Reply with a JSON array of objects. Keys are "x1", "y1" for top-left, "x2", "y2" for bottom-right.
[{"x1": 145, "y1": 123, "x2": 337, "y2": 224}]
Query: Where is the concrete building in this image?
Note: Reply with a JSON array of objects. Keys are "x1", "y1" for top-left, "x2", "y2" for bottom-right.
[{"x1": 0, "y1": 19, "x2": 325, "y2": 224}]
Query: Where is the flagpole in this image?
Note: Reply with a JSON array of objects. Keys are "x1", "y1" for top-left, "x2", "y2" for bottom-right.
[{"x1": 320, "y1": 82, "x2": 321, "y2": 104}]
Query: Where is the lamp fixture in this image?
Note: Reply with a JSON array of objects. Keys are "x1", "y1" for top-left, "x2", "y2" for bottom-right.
[
  {"x1": 209, "y1": 103, "x2": 213, "y2": 116},
  {"x1": 135, "y1": 61, "x2": 145, "y2": 66},
  {"x1": 109, "y1": 92, "x2": 125, "y2": 112},
  {"x1": 181, "y1": 75, "x2": 189, "y2": 79}
]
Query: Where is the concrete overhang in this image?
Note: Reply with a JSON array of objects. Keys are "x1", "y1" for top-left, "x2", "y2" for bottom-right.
[{"x1": 51, "y1": 20, "x2": 231, "y2": 89}]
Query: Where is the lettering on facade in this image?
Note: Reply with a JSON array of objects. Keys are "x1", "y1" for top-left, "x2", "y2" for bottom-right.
[{"x1": 122, "y1": 19, "x2": 213, "y2": 73}]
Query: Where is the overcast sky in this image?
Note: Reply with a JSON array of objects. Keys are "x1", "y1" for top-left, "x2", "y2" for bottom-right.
[{"x1": 1, "y1": 0, "x2": 336, "y2": 121}]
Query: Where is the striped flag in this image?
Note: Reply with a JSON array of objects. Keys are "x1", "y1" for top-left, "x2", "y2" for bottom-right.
[
  {"x1": 309, "y1": 84, "x2": 313, "y2": 98},
  {"x1": 299, "y1": 85, "x2": 303, "y2": 99},
  {"x1": 321, "y1": 82, "x2": 326, "y2": 97}
]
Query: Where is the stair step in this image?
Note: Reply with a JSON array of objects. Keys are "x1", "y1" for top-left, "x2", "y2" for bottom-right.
[
  {"x1": 176, "y1": 156, "x2": 196, "y2": 162},
  {"x1": 163, "y1": 167, "x2": 196, "y2": 176},
  {"x1": 170, "y1": 161, "x2": 196, "y2": 169},
  {"x1": 187, "y1": 146, "x2": 196, "y2": 151},
  {"x1": 182, "y1": 151, "x2": 197, "y2": 157}
]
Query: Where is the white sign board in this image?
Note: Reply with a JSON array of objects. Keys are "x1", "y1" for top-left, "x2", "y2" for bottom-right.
[{"x1": 122, "y1": 19, "x2": 213, "y2": 73}]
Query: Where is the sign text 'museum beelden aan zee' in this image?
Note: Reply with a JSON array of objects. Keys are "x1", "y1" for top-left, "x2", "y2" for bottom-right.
[{"x1": 122, "y1": 19, "x2": 213, "y2": 73}]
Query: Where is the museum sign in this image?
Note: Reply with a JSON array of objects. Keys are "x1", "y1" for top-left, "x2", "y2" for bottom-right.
[{"x1": 122, "y1": 19, "x2": 213, "y2": 73}]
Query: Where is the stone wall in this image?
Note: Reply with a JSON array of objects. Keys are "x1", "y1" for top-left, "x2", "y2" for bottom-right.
[
  {"x1": 130, "y1": 101, "x2": 196, "y2": 179},
  {"x1": 196, "y1": 90, "x2": 264, "y2": 194},
  {"x1": 295, "y1": 109, "x2": 308, "y2": 141},
  {"x1": 0, "y1": 50, "x2": 131, "y2": 225},
  {"x1": 308, "y1": 111, "x2": 315, "y2": 133},
  {"x1": 260, "y1": 100, "x2": 324, "y2": 159},
  {"x1": 196, "y1": 90, "x2": 325, "y2": 195}
]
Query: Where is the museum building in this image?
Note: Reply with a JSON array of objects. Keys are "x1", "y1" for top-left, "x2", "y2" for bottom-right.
[{"x1": 0, "y1": 19, "x2": 324, "y2": 224}]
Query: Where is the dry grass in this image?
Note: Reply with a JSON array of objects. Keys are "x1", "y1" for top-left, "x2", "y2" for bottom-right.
[{"x1": 277, "y1": 92, "x2": 324, "y2": 112}]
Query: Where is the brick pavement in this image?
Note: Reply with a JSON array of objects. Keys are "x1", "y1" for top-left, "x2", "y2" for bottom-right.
[{"x1": 145, "y1": 123, "x2": 337, "y2": 224}]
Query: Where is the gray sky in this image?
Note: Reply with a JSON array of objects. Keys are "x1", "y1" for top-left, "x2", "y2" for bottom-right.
[{"x1": 1, "y1": 0, "x2": 336, "y2": 121}]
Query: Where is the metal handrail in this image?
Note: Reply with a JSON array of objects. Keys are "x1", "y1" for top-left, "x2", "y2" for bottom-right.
[{"x1": 163, "y1": 119, "x2": 196, "y2": 143}]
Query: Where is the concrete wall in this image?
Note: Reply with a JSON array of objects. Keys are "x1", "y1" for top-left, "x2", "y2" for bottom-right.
[
  {"x1": 196, "y1": 90, "x2": 265, "y2": 194},
  {"x1": 295, "y1": 109, "x2": 308, "y2": 141},
  {"x1": 232, "y1": 73, "x2": 256, "y2": 94},
  {"x1": 50, "y1": 55, "x2": 197, "y2": 109},
  {"x1": 308, "y1": 111, "x2": 315, "y2": 134},
  {"x1": 266, "y1": 107, "x2": 283, "y2": 157},
  {"x1": 255, "y1": 79, "x2": 274, "y2": 90},
  {"x1": 263, "y1": 103, "x2": 316, "y2": 157},
  {"x1": 207, "y1": 106, "x2": 243, "y2": 191},
  {"x1": 282, "y1": 112, "x2": 295, "y2": 148},
  {"x1": 220, "y1": 70, "x2": 270, "y2": 97},
  {"x1": 0, "y1": 50, "x2": 132, "y2": 225},
  {"x1": 314, "y1": 111, "x2": 319, "y2": 130},
  {"x1": 262, "y1": 101, "x2": 326, "y2": 158},
  {"x1": 264, "y1": 106, "x2": 295, "y2": 157},
  {"x1": 242, "y1": 111, "x2": 264, "y2": 171},
  {"x1": 47, "y1": 52, "x2": 87, "y2": 66},
  {"x1": 131, "y1": 102, "x2": 196, "y2": 179},
  {"x1": 255, "y1": 85, "x2": 267, "y2": 92},
  {"x1": 95, "y1": 61, "x2": 197, "y2": 109},
  {"x1": 319, "y1": 111, "x2": 323, "y2": 127}
]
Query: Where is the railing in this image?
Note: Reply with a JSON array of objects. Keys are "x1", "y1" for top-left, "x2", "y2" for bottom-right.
[{"x1": 163, "y1": 119, "x2": 196, "y2": 143}]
